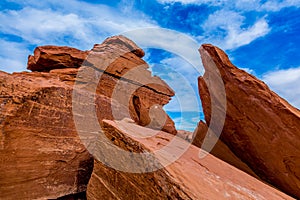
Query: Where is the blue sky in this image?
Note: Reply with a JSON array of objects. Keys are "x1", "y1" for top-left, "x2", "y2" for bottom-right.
[{"x1": 1, "y1": 0, "x2": 300, "y2": 131}]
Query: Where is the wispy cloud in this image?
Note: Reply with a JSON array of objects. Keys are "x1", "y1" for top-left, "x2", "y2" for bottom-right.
[
  {"x1": 157, "y1": 0, "x2": 298, "y2": 51},
  {"x1": 149, "y1": 56, "x2": 201, "y2": 112},
  {"x1": 0, "y1": 39, "x2": 30, "y2": 72},
  {"x1": 156, "y1": 0, "x2": 225, "y2": 6},
  {"x1": 157, "y1": 0, "x2": 300, "y2": 11},
  {"x1": 260, "y1": 0, "x2": 300, "y2": 12},
  {"x1": 0, "y1": 8, "x2": 89, "y2": 46},
  {"x1": 123, "y1": 27, "x2": 202, "y2": 73},
  {"x1": 170, "y1": 111, "x2": 202, "y2": 131},
  {"x1": 201, "y1": 10, "x2": 270, "y2": 50},
  {"x1": 0, "y1": 0, "x2": 157, "y2": 72},
  {"x1": 262, "y1": 67, "x2": 300, "y2": 108}
]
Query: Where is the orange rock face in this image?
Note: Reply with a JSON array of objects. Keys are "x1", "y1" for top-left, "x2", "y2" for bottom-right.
[
  {"x1": 197, "y1": 44, "x2": 300, "y2": 198},
  {"x1": 0, "y1": 36, "x2": 176, "y2": 199},
  {"x1": 76, "y1": 35, "x2": 176, "y2": 134},
  {"x1": 27, "y1": 45, "x2": 89, "y2": 72},
  {"x1": 0, "y1": 70, "x2": 93, "y2": 199},
  {"x1": 192, "y1": 120, "x2": 259, "y2": 179},
  {"x1": 87, "y1": 119, "x2": 293, "y2": 200}
]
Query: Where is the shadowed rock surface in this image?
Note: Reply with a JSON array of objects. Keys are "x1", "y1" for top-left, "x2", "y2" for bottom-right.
[
  {"x1": 192, "y1": 120, "x2": 259, "y2": 179},
  {"x1": 197, "y1": 44, "x2": 300, "y2": 198},
  {"x1": 87, "y1": 119, "x2": 293, "y2": 200}
]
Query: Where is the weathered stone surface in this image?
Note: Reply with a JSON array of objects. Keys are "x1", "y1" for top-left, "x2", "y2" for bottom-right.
[
  {"x1": 26, "y1": 35, "x2": 176, "y2": 134},
  {"x1": 87, "y1": 119, "x2": 293, "y2": 200},
  {"x1": 0, "y1": 35, "x2": 177, "y2": 199},
  {"x1": 192, "y1": 120, "x2": 259, "y2": 179},
  {"x1": 198, "y1": 44, "x2": 300, "y2": 198},
  {"x1": 0, "y1": 70, "x2": 93, "y2": 199},
  {"x1": 27, "y1": 45, "x2": 89, "y2": 72},
  {"x1": 77, "y1": 35, "x2": 176, "y2": 134}
]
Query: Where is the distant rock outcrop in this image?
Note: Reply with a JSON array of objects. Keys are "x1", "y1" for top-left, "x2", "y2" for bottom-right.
[
  {"x1": 86, "y1": 119, "x2": 292, "y2": 200},
  {"x1": 0, "y1": 36, "x2": 176, "y2": 199},
  {"x1": 197, "y1": 44, "x2": 300, "y2": 198}
]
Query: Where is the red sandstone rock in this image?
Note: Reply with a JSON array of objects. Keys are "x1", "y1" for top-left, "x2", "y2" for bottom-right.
[
  {"x1": 0, "y1": 36, "x2": 176, "y2": 199},
  {"x1": 77, "y1": 35, "x2": 176, "y2": 134},
  {"x1": 192, "y1": 120, "x2": 259, "y2": 179},
  {"x1": 198, "y1": 44, "x2": 300, "y2": 198},
  {"x1": 87, "y1": 119, "x2": 293, "y2": 200},
  {"x1": 27, "y1": 45, "x2": 88, "y2": 72},
  {"x1": 0, "y1": 70, "x2": 93, "y2": 199}
]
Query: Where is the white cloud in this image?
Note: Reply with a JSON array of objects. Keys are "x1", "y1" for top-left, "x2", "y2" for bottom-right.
[
  {"x1": 260, "y1": 0, "x2": 300, "y2": 12},
  {"x1": 0, "y1": 0, "x2": 157, "y2": 72},
  {"x1": 262, "y1": 67, "x2": 300, "y2": 109},
  {"x1": 172, "y1": 115, "x2": 200, "y2": 131},
  {"x1": 0, "y1": 8, "x2": 89, "y2": 46},
  {"x1": 156, "y1": 0, "x2": 299, "y2": 51},
  {"x1": 157, "y1": 0, "x2": 300, "y2": 12},
  {"x1": 201, "y1": 10, "x2": 270, "y2": 50},
  {"x1": 149, "y1": 56, "x2": 201, "y2": 112},
  {"x1": 157, "y1": 0, "x2": 226, "y2": 6},
  {"x1": 160, "y1": 56, "x2": 201, "y2": 82},
  {"x1": 0, "y1": 39, "x2": 30, "y2": 73},
  {"x1": 0, "y1": 5, "x2": 156, "y2": 47},
  {"x1": 123, "y1": 28, "x2": 202, "y2": 73},
  {"x1": 224, "y1": 18, "x2": 270, "y2": 49}
]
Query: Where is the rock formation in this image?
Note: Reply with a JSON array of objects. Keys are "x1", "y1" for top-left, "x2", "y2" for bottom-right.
[
  {"x1": 27, "y1": 45, "x2": 89, "y2": 72},
  {"x1": 0, "y1": 36, "x2": 176, "y2": 199},
  {"x1": 0, "y1": 69, "x2": 93, "y2": 199},
  {"x1": 197, "y1": 44, "x2": 300, "y2": 198},
  {"x1": 1, "y1": 36, "x2": 298, "y2": 199},
  {"x1": 192, "y1": 120, "x2": 259, "y2": 179},
  {"x1": 87, "y1": 119, "x2": 293, "y2": 200}
]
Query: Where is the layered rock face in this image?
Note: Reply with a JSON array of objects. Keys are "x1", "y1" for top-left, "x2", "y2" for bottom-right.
[
  {"x1": 1, "y1": 36, "x2": 298, "y2": 199},
  {"x1": 0, "y1": 70, "x2": 93, "y2": 199},
  {"x1": 27, "y1": 45, "x2": 89, "y2": 72},
  {"x1": 76, "y1": 36, "x2": 176, "y2": 134},
  {"x1": 0, "y1": 36, "x2": 176, "y2": 199},
  {"x1": 197, "y1": 44, "x2": 300, "y2": 198},
  {"x1": 27, "y1": 46, "x2": 89, "y2": 71},
  {"x1": 86, "y1": 119, "x2": 292, "y2": 200}
]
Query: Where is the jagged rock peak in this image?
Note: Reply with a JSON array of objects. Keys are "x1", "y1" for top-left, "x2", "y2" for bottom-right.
[
  {"x1": 94, "y1": 35, "x2": 145, "y2": 58},
  {"x1": 197, "y1": 43, "x2": 300, "y2": 199},
  {"x1": 27, "y1": 35, "x2": 144, "y2": 72}
]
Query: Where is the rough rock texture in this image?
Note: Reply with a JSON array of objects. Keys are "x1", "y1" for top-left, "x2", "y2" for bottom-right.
[
  {"x1": 87, "y1": 119, "x2": 293, "y2": 200},
  {"x1": 0, "y1": 36, "x2": 176, "y2": 199},
  {"x1": 27, "y1": 45, "x2": 89, "y2": 72},
  {"x1": 198, "y1": 44, "x2": 300, "y2": 198},
  {"x1": 0, "y1": 70, "x2": 93, "y2": 199},
  {"x1": 76, "y1": 35, "x2": 176, "y2": 134},
  {"x1": 192, "y1": 120, "x2": 259, "y2": 179}
]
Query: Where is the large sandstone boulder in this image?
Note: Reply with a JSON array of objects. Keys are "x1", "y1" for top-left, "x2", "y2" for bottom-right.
[
  {"x1": 87, "y1": 119, "x2": 293, "y2": 200},
  {"x1": 27, "y1": 45, "x2": 89, "y2": 72},
  {"x1": 84, "y1": 35, "x2": 176, "y2": 134},
  {"x1": 197, "y1": 44, "x2": 300, "y2": 198},
  {"x1": 0, "y1": 36, "x2": 176, "y2": 199}
]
